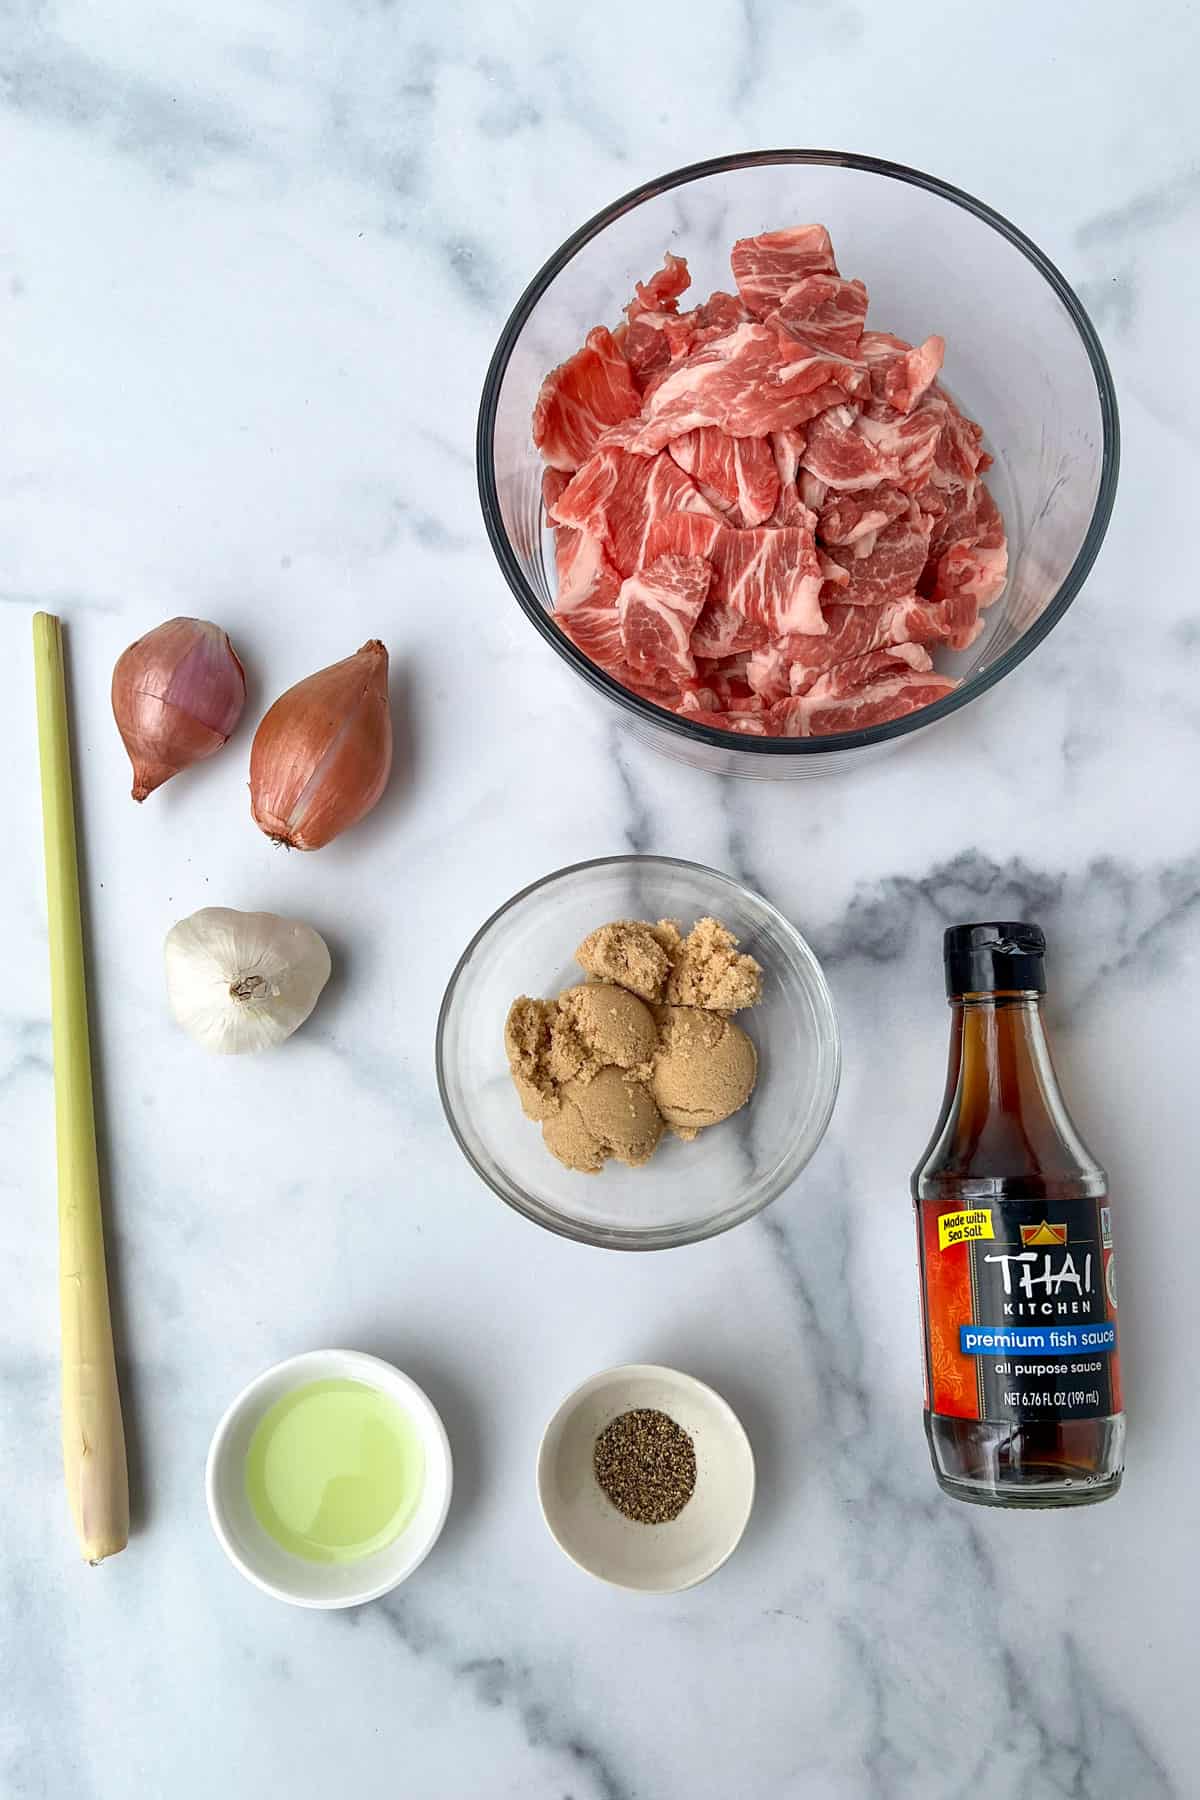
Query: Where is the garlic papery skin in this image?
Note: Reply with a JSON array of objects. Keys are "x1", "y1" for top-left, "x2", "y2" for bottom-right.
[
  {"x1": 249, "y1": 640, "x2": 392, "y2": 851},
  {"x1": 112, "y1": 617, "x2": 247, "y2": 801},
  {"x1": 164, "y1": 908, "x2": 331, "y2": 1054}
]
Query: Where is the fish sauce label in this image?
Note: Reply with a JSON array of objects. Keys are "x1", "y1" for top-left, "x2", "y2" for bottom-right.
[{"x1": 918, "y1": 1196, "x2": 1122, "y2": 1423}]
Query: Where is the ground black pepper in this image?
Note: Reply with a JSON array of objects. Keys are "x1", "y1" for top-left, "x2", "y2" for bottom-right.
[{"x1": 593, "y1": 1408, "x2": 697, "y2": 1524}]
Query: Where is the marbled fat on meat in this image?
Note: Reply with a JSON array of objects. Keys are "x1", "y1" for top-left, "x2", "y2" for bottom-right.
[
  {"x1": 625, "y1": 252, "x2": 691, "y2": 322},
  {"x1": 834, "y1": 499, "x2": 933, "y2": 607},
  {"x1": 617, "y1": 323, "x2": 869, "y2": 453},
  {"x1": 533, "y1": 327, "x2": 641, "y2": 471},
  {"x1": 550, "y1": 447, "x2": 718, "y2": 577},
  {"x1": 709, "y1": 525, "x2": 826, "y2": 638},
  {"x1": 818, "y1": 483, "x2": 909, "y2": 546},
  {"x1": 668, "y1": 427, "x2": 780, "y2": 526},
  {"x1": 765, "y1": 274, "x2": 869, "y2": 359},
  {"x1": 802, "y1": 405, "x2": 901, "y2": 491},
  {"x1": 618, "y1": 554, "x2": 712, "y2": 683},
  {"x1": 533, "y1": 228, "x2": 1008, "y2": 737},
  {"x1": 771, "y1": 668, "x2": 957, "y2": 737},
  {"x1": 731, "y1": 225, "x2": 839, "y2": 317}
]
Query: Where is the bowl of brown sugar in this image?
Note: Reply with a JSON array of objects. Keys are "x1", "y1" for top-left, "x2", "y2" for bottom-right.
[
  {"x1": 437, "y1": 855, "x2": 841, "y2": 1249},
  {"x1": 537, "y1": 1363, "x2": 756, "y2": 1593}
]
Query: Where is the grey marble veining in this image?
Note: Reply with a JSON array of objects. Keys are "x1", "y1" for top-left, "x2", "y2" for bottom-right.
[{"x1": 3, "y1": 1, "x2": 1199, "y2": 1795}]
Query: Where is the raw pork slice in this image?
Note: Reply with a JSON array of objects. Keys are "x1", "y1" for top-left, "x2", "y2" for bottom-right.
[
  {"x1": 860, "y1": 331, "x2": 945, "y2": 412},
  {"x1": 676, "y1": 701, "x2": 769, "y2": 735},
  {"x1": 917, "y1": 476, "x2": 980, "y2": 560},
  {"x1": 533, "y1": 327, "x2": 641, "y2": 472},
  {"x1": 923, "y1": 480, "x2": 1007, "y2": 612},
  {"x1": 835, "y1": 500, "x2": 933, "y2": 606},
  {"x1": 770, "y1": 667, "x2": 958, "y2": 737},
  {"x1": 731, "y1": 225, "x2": 838, "y2": 317},
  {"x1": 933, "y1": 535, "x2": 1008, "y2": 610},
  {"x1": 974, "y1": 484, "x2": 1006, "y2": 549},
  {"x1": 770, "y1": 427, "x2": 807, "y2": 488},
  {"x1": 556, "y1": 593, "x2": 625, "y2": 674},
  {"x1": 801, "y1": 642, "x2": 933, "y2": 699},
  {"x1": 613, "y1": 323, "x2": 868, "y2": 454},
  {"x1": 696, "y1": 291, "x2": 750, "y2": 334},
  {"x1": 625, "y1": 253, "x2": 691, "y2": 322},
  {"x1": 879, "y1": 335, "x2": 945, "y2": 413},
  {"x1": 542, "y1": 467, "x2": 570, "y2": 512},
  {"x1": 545, "y1": 463, "x2": 625, "y2": 613},
  {"x1": 553, "y1": 524, "x2": 622, "y2": 612},
  {"x1": 745, "y1": 642, "x2": 793, "y2": 704},
  {"x1": 818, "y1": 483, "x2": 909, "y2": 547},
  {"x1": 643, "y1": 508, "x2": 725, "y2": 565},
  {"x1": 709, "y1": 525, "x2": 826, "y2": 638},
  {"x1": 550, "y1": 447, "x2": 718, "y2": 577},
  {"x1": 765, "y1": 274, "x2": 869, "y2": 359},
  {"x1": 557, "y1": 604, "x2": 682, "y2": 710},
  {"x1": 859, "y1": 330, "x2": 910, "y2": 363},
  {"x1": 802, "y1": 405, "x2": 900, "y2": 491},
  {"x1": 618, "y1": 554, "x2": 712, "y2": 683},
  {"x1": 624, "y1": 287, "x2": 752, "y2": 389},
  {"x1": 637, "y1": 523, "x2": 777, "y2": 669},
  {"x1": 624, "y1": 310, "x2": 699, "y2": 385},
  {"x1": 785, "y1": 593, "x2": 985, "y2": 691},
  {"x1": 668, "y1": 427, "x2": 780, "y2": 526},
  {"x1": 681, "y1": 660, "x2": 763, "y2": 714},
  {"x1": 765, "y1": 428, "x2": 814, "y2": 526},
  {"x1": 856, "y1": 399, "x2": 944, "y2": 492},
  {"x1": 690, "y1": 599, "x2": 766, "y2": 659},
  {"x1": 926, "y1": 387, "x2": 988, "y2": 487},
  {"x1": 818, "y1": 550, "x2": 850, "y2": 591}
]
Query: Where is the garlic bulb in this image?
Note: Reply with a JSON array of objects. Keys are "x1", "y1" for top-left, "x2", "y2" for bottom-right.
[
  {"x1": 249, "y1": 640, "x2": 392, "y2": 850},
  {"x1": 112, "y1": 617, "x2": 246, "y2": 801},
  {"x1": 164, "y1": 908, "x2": 331, "y2": 1054}
]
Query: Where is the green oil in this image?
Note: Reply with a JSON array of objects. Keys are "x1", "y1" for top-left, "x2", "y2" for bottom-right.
[{"x1": 245, "y1": 1378, "x2": 425, "y2": 1564}]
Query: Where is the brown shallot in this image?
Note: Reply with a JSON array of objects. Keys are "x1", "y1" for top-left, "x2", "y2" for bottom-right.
[
  {"x1": 112, "y1": 617, "x2": 246, "y2": 801},
  {"x1": 249, "y1": 640, "x2": 392, "y2": 850}
]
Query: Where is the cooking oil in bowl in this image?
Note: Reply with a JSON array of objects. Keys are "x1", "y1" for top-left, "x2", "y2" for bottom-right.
[{"x1": 245, "y1": 1378, "x2": 425, "y2": 1564}]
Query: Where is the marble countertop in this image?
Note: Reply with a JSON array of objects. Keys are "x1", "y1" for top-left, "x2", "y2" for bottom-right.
[{"x1": 3, "y1": 2, "x2": 1197, "y2": 1795}]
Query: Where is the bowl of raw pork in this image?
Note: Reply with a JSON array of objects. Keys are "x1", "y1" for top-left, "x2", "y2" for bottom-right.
[{"x1": 477, "y1": 150, "x2": 1119, "y2": 777}]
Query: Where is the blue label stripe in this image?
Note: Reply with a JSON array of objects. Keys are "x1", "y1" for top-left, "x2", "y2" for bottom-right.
[{"x1": 959, "y1": 1323, "x2": 1116, "y2": 1356}]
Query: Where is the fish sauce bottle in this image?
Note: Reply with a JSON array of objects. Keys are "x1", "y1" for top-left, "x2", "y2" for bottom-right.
[{"x1": 912, "y1": 923, "x2": 1125, "y2": 1507}]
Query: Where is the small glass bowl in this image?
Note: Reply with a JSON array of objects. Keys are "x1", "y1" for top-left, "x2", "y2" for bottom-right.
[
  {"x1": 436, "y1": 856, "x2": 840, "y2": 1250},
  {"x1": 477, "y1": 150, "x2": 1120, "y2": 777}
]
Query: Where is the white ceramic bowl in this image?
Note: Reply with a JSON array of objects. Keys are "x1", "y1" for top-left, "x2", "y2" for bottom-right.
[
  {"x1": 537, "y1": 1363, "x2": 756, "y2": 1593},
  {"x1": 205, "y1": 1349, "x2": 453, "y2": 1608}
]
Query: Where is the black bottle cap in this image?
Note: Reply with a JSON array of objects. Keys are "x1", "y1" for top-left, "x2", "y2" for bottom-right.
[{"x1": 944, "y1": 921, "x2": 1047, "y2": 996}]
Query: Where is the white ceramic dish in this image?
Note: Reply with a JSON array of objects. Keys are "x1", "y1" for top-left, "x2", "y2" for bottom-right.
[
  {"x1": 537, "y1": 1363, "x2": 756, "y2": 1593},
  {"x1": 205, "y1": 1349, "x2": 453, "y2": 1608}
]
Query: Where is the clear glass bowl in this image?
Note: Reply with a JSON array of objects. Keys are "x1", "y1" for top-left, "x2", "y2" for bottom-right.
[
  {"x1": 477, "y1": 151, "x2": 1119, "y2": 777},
  {"x1": 436, "y1": 856, "x2": 840, "y2": 1250}
]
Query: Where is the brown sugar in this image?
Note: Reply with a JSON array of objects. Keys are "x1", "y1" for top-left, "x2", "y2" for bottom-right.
[
  {"x1": 574, "y1": 920, "x2": 673, "y2": 1001},
  {"x1": 664, "y1": 916, "x2": 763, "y2": 1012},
  {"x1": 504, "y1": 914, "x2": 765, "y2": 1175}
]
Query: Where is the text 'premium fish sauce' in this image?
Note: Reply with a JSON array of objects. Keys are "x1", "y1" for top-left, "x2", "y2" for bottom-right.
[{"x1": 913, "y1": 924, "x2": 1125, "y2": 1508}]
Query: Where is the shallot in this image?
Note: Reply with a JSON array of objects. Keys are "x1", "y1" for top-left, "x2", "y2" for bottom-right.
[
  {"x1": 249, "y1": 640, "x2": 392, "y2": 850},
  {"x1": 112, "y1": 616, "x2": 246, "y2": 801}
]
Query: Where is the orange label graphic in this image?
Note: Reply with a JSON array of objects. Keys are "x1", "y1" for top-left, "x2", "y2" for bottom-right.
[{"x1": 1020, "y1": 1221, "x2": 1068, "y2": 1247}]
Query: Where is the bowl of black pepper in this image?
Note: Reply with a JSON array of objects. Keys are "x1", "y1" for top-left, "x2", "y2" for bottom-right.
[{"x1": 537, "y1": 1363, "x2": 756, "y2": 1593}]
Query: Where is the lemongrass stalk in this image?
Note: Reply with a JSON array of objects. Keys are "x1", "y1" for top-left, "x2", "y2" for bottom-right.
[{"x1": 32, "y1": 614, "x2": 129, "y2": 1563}]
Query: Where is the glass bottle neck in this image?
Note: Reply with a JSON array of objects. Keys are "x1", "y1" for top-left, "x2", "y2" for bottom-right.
[
  {"x1": 920, "y1": 991, "x2": 1101, "y2": 1192},
  {"x1": 957, "y1": 991, "x2": 1052, "y2": 1115}
]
